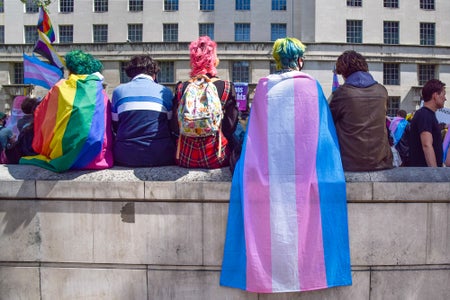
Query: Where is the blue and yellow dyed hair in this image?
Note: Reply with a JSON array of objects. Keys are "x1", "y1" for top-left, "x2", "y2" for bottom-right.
[
  {"x1": 65, "y1": 50, "x2": 103, "y2": 75},
  {"x1": 272, "y1": 37, "x2": 306, "y2": 70}
]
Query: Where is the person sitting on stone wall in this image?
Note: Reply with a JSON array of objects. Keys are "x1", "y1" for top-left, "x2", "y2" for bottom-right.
[
  {"x1": 171, "y1": 36, "x2": 239, "y2": 169},
  {"x1": 329, "y1": 50, "x2": 393, "y2": 171},
  {"x1": 20, "y1": 50, "x2": 113, "y2": 172},
  {"x1": 111, "y1": 55, "x2": 175, "y2": 167}
]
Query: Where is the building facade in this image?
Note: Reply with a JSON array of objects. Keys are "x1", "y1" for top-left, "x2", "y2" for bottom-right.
[{"x1": 1, "y1": 0, "x2": 450, "y2": 116}]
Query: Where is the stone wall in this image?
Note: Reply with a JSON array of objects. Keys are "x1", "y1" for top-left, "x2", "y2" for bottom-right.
[{"x1": 0, "y1": 165, "x2": 449, "y2": 299}]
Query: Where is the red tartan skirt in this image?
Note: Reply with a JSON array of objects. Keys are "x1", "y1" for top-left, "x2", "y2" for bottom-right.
[{"x1": 176, "y1": 131, "x2": 230, "y2": 169}]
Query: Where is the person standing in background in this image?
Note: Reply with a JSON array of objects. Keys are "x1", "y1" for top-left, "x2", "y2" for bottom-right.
[{"x1": 409, "y1": 79, "x2": 446, "y2": 167}]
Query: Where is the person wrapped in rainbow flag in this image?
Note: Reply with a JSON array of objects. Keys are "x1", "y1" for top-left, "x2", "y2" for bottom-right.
[
  {"x1": 220, "y1": 38, "x2": 352, "y2": 293},
  {"x1": 20, "y1": 50, "x2": 113, "y2": 172}
]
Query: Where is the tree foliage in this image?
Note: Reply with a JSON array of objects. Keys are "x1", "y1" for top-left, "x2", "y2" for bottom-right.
[{"x1": 19, "y1": 0, "x2": 52, "y2": 8}]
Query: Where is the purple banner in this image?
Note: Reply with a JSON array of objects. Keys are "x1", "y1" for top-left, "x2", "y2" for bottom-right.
[{"x1": 234, "y1": 82, "x2": 248, "y2": 111}]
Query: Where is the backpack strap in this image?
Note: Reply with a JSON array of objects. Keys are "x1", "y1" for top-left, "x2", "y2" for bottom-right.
[
  {"x1": 209, "y1": 78, "x2": 230, "y2": 158},
  {"x1": 220, "y1": 80, "x2": 231, "y2": 103}
]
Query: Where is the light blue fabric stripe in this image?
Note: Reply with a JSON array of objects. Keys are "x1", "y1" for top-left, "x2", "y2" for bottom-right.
[
  {"x1": 393, "y1": 119, "x2": 408, "y2": 145},
  {"x1": 219, "y1": 115, "x2": 251, "y2": 290},
  {"x1": 315, "y1": 82, "x2": 352, "y2": 287}
]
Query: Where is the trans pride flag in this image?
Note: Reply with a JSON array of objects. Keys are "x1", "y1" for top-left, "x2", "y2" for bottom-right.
[
  {"x1": 20, "y1": 73, "x2": 113, "y2": 172},
  {"x1": 389, "y1": 117, "x2": 408, "y2": 146},
  {"x1": 23, "y1": 53, "x2": 63, "y2": 89},
  {"x1": 220, "y1": 71, "x2": 352, "y2": 293}
]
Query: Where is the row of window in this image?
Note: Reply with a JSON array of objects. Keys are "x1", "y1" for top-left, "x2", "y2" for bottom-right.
[
  {"x1": 2, "y1": 20, "x2": 435, "y2": 45},
  {"x1": 0, "y1": 0, "x2": 439, "y2": 14},
  {"x1": 7, "y1": 23, "x2": 287, "y2": 44},
  {"x1": 348, "y1": 21, "x2": 436, "y2": 45},
  {"x1": 348, "y1": 0, "x2": 435, "y2": 9},
  {"x1": 384, "y1": 63, "x2": 435, "y2": 86},
  {"x1": 11, "y1": 58, "x2": 437, "y2": 89},
  {"x1": 11, "y1": 0, "x2": 287, "y2": 14}
]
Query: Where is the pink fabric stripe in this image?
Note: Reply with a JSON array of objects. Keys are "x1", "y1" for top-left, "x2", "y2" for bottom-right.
[
  {"x1": 293, "y1": 75, "x2": 327, "y2": 289},
  {"x1": 389, "y1": 117, "x2": 401, "y2": 134},
  {"x1": 243, "y1": 77, "x2": 273, "y2": 292}
]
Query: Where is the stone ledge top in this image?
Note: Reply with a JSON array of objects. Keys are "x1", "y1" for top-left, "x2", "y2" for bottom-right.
[
  {"x1": 1, "y1": 164, "x2": 450, "y2": 182},
  {"x1": 1, "y1": 165, "x2": 450, "y2": 201},
  {"x1": 0, "y1": 165, "x2": 232, "y2": 182}
]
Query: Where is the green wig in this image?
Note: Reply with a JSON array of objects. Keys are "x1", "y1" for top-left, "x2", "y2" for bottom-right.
[
  {"x1": 272, "y1": 37, "x2": 306, "y2": 70},
  {"x1": 65, "y1": 50, "x2": 103, "y2": 75}
]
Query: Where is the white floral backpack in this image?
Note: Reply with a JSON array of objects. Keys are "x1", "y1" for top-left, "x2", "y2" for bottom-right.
[{"x1": 177, "y1": 75, "x2": 223, "y2": 138}]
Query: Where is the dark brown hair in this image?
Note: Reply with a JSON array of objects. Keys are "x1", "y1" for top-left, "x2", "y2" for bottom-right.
[
  {"x1": 125, "y1": 55, "x2": 160, "y2": 78},
  {"x1": 335, "y1": 50, "x2": 369, "y2": 79},
  {"x1": 21, "y1": 97, "x2": 39, "y2": 115},
  {"x1": 421, "y1": 79, "x2": 446, "y2": 102}
]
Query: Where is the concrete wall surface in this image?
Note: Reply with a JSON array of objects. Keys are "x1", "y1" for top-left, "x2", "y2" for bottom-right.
[{"x1": 0, "y1": 165, "x2": 449, "y2": 300}]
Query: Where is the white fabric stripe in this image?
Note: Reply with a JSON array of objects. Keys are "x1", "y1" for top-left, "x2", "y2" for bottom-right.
[
  {"x1": 117, "y1": 101, "x2": 168, "y2": 115},
  {"x1": 267, "y1": 74, "x2": 300, "y2": 291}
]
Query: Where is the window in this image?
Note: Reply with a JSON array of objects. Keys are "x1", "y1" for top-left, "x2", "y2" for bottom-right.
[
  {"x1": 157, "y1": 61, "x2": 174, "y2": 83},
  {"x1": 94, "y1": 0, "x2": 108, "y2": 12},
  {"x1": 384, "y1": 21, "x2": 399, "y2": 44},
  {"x1": 420, "y1": 23, "x2": 435, "y2": 45},
  {"x1": 25, "y1": 0, "x2": 39, "y2": 13},
  {"x1": 232, "y1": 61, "x2": 249, "y2": 82},
  {"x1": 347, "y1": 0, "x2": 362, "y2": 6},
  {"x1": 0, "y1": 0, "x2": 3, "y2": 13},
  {"x1": 199, "y1": 23, "x2": 214, "y2": 39},
  {"x1": 272, "y1": 0, "x2": 286, "y2": 10},
  {"x1": 384, "y1": 0, "x2": 398, "y2": 8},
  {"x1": 346, "y1": 20, "x2": 362, "y2": 43},
  {"x1": 163, "y1": 24, "x2": 178, "y2": 42},
  {"x1": 14, "y1": 63, "x2": 24, "y2": 84},
  {"x1": 24, "y1": 25, "x2": 38, "y2": 44},
  {"x1": 236, "y1": 0, "x2": 250, "y2": 10},
  {"x1": 271, "y1": 23, "x2": 286, "y2": 41},
  {"x1": 420, "y1": 0, "x2": 434, "y2": 10},
  {"x1": 418, "y1": 64, "x2": 435, "y2": 85},
  {"x1": 387, "y1": 96, "x2": 400, "y2": 117},
  {"x1": 128, "y1": 24, "x2": 143, "y2": 42},
  {"x1": 200, "y1": 0, "x2": 214, "y2": 11},
  {"x1": 120, "y1": 62, "x2": 131, "y2": 83},
  {"x1": 164, "y1": 0, "x2": 178, "y2": 11},
  {"x1": 129, "y1": 0, "x2": 143, "y2": 11},
  {"x1": 93, "y1": 24, "x2": 108, "y2": 43},
  {"x1": 0, "y1": 26, "x2": 4, "y2": 44},
  {"x1": 59, "y1": 25, "x2": 73, "y2": 43},
  {"x1": 235, "y1": 23, "x2": 250, "y2": 42},
  {"x1": 383, "y1": 63, "x2": 400, "y2": 85},
  {"x1": 60, "y1": 0, "x2": 74, "y2": 13}
]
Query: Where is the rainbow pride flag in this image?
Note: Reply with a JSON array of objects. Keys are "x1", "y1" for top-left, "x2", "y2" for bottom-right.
[
  {"x1": 37, "y1": 7, "x2": 55, "y2": 43},
  {"x1": 20, "y1": 73, "x2": 113, "y2": 172},
  {"x1": 220, "y1": 71, "x2": 352, "y2": 293}
]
